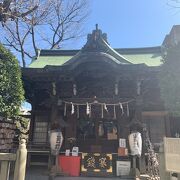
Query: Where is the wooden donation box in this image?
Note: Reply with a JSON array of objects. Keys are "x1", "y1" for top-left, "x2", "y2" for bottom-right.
[
  {"x1": 81, "y1": 153, "x2": 113, "y2": 176},
  {"x1": 59, "y1": 155, "x2": 81, "y2": 176}
]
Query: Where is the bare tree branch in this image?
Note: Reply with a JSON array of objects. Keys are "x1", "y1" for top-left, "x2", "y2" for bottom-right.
[
  {"x1": 0, "y1": 0, "x2": 39, "y2": 25},
  {"x1": 0, "y1": 0, "x2": 89, "y2": 67},
  {"x1": 3, "y1": 38, "x2": 32, "y2": 58},
  {"x1": 31, "y1": 25, "x2": 37, "y2": 55},
  {"x1": 15, "y1": 18, "x2": 26, "y2": 67},
  {"x1": 46, "y1": 0, "x2": 88, "y2": 49}
]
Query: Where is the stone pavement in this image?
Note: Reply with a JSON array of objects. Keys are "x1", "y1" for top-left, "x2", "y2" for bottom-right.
[
  {"x1": 53, "y1": 178, "x2": 134, "y2": 180},
  {"x1": 22, "y1": 166, "x2": 135, "y2": 180}
]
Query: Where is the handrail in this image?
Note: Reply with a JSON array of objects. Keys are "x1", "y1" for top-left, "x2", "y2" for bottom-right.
[{"x1": 0, "y1": 153, "x2": 16, "y2": 161}]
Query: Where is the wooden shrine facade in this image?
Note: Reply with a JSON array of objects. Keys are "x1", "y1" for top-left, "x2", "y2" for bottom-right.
[{"x1": 22, "y1": 25, "x2": 180, "y2": 170}]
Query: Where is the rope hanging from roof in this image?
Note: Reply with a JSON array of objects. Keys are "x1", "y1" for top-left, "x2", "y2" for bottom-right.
[{"x1": 63, "y1": 99, "x2": 134, "y2": 119}]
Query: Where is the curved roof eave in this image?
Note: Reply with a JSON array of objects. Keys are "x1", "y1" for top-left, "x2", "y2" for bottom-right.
[
  {"x1": 63, "y1": 51, "x2": 130, "y2": 69},
  {"x1": 101, "y1": 38, "x2": 131, "y2": 64}
]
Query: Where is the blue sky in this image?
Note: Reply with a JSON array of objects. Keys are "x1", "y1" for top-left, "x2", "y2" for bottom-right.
[{"x1": 68, "y1": 0, "x2": 180, "y2": 49}]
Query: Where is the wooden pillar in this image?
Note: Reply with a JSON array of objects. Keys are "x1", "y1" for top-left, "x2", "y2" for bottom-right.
[
  {"x1": 64, "y1": 112, "x2": 77, "y2": 149},
  {"x1": 135, "y1": 96, "x2": 143, "y2": 123},
  {"x1": 94, "y1": 118, "x2": 99, "y2": 144},
  {"x1": 50, "y1": 100, "x2": 58, "y2": 124},
  {"x1": 129, "y1": 79, "x2": 143, "y2": 177},
  {"x1": 29, "y1": 97, "x2": 36, "y2": 143},
  {"x1": 117, "y1": 117, "x2": 121, "y2": 139},
  {"x1": 165, "y1": 113, "x2": 171, "y2": 137}
]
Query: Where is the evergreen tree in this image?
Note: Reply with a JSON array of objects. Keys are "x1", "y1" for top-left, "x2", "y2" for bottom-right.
[{"x1": 0, "y1": 44, "x2": 24, "y2": 118}]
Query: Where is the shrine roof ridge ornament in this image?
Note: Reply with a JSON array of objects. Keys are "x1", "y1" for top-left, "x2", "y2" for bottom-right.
[
  {"x1": 63, "y1": 24, "x2": 132, "y2": 67},
  {"x1": 82, "y1": 24, "x2": 109, "y2": 51}
]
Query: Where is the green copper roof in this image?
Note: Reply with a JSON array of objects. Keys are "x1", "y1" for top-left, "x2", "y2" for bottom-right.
[
  {"x1": 123, "y1": 53, "x2": 162, "y2": 66},
  {"x1": 29, "y1": 51, "x2": 162, "y2": 68},
  {"x1": 29, "y1": 56, "x2": 71, "y2": 68}
]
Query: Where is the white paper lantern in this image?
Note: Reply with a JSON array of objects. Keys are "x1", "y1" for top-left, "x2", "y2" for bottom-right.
[
  {"x1": 49, "y1": 130, "x2": 63, "y2": 155},
  {"x1": 128, "y1": 132, "x2": 142, "y2": 156}
]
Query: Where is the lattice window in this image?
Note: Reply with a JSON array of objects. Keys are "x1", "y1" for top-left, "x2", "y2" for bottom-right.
[{"x1": 33, "y1": 116, "x2": 48, "y2": 144}]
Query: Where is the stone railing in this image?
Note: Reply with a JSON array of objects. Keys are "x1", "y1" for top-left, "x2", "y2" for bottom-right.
[{"x1": 0, "y1": 139, "x2": 27, "y2": 180}]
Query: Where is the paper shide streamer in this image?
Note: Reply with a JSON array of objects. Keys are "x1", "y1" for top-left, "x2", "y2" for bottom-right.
[
  {"x1": 64, "y1": 103, "x2": 67, "y2": 116},
  {"x1": 119, "y1": 103, "x2": 124, "y2": 115},
  {"x1": 71, "y1": 102, "x2": 74, "y2": 114},
  {"x1": 104, "y1": 103, "x2": 108, "y2": 112},
  {"x1": 63, "y1": 99, "x2": 133, "y2": 118},
  {"x1": 113, "y1": 105, "x2": 116, "y2": 119},
  {"x1": 127, "y1": 103, "x2": 129, "y2": 117},
  {"x1": 86, "y1": 103, "x2": 90, "y2": 115}
]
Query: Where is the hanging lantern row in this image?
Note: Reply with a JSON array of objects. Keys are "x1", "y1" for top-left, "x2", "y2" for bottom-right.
[{"x1": 63, "y1": 99, "x2": 134, "y2": 119}]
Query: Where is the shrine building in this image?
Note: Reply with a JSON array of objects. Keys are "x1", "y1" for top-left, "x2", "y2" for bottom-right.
[{"x1": 22, "y1": 25, "x2": 180, "y2": 176}]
